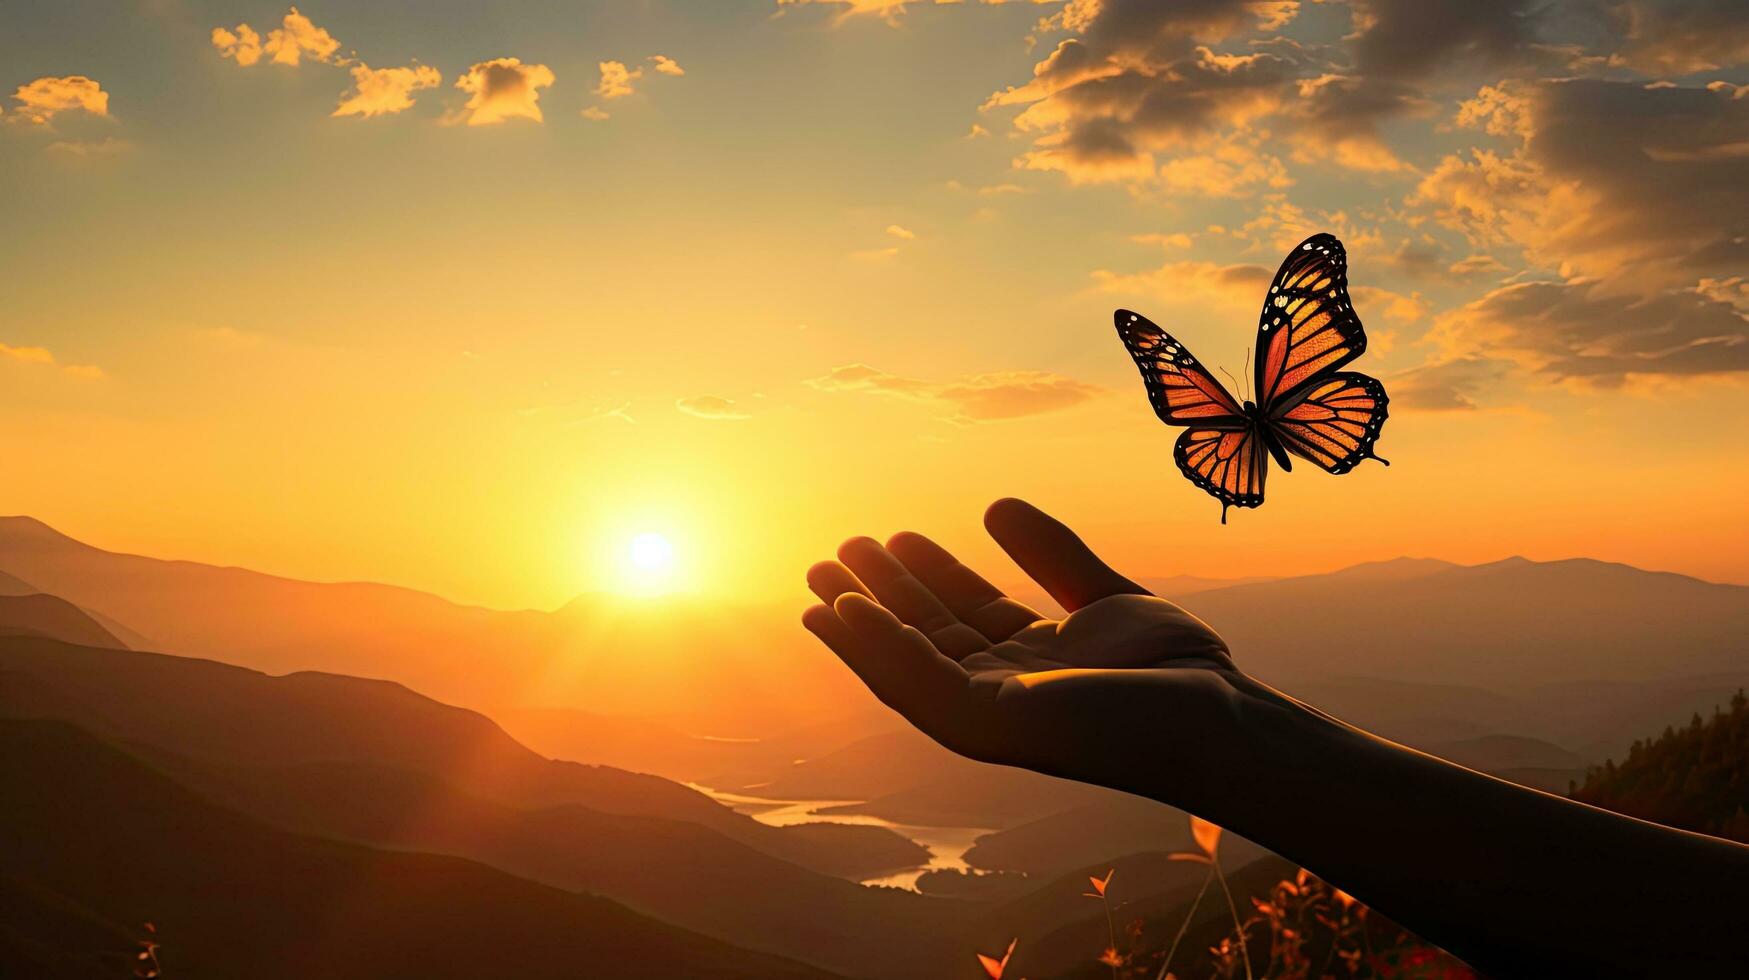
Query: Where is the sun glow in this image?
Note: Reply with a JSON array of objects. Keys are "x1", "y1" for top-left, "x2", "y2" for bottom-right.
[{"x1": 620, "y1": 530, "x2": 680, "y2": 594}]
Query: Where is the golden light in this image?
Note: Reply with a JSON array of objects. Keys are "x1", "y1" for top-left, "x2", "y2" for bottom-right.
[
  {"x1": 618, "y1": 530, "x2": 680, "y2": 595},
  {"x1": 629, "y1": 531, "x2": 675, "y2": 573}
]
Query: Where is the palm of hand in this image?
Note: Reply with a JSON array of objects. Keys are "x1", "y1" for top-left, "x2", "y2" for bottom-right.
[{"x1": 802, "y1": 499, "x2": 1244, "y2": 778}]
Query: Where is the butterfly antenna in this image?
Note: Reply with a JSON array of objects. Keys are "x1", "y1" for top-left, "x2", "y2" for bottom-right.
[
  {"x1": 1243, "y1": 345, "x2": 1252, "y2": 403},
  {"x1": 1219, "y1": 365, "x2": 1243, "y2": 401}
]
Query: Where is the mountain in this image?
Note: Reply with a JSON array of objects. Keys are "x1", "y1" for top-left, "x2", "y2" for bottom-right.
[
  {"x1": 1187, "y1": 556, "x2": 1749, "y2": 690},
  {"x1": 1570, "y1": 689, "x2": 1749, "y2": 844},
  {"x1": 0, "y1": 636, "x2": 963, "y2": 977},
  {"x1": 0, "y1": 635, "x2": 921, "y2": 876},
  {"x1": 0, "y1": 516, "x2": 859, "y2": 734},
  {"x1": 0, "y1": 569, "x2": 37, "y2": 595},
  {"x1": 0, "y1": 718, "x2": 835, "y2": 980},
  {"x1": 0, "y1": 594, "x2": 126, "y2": 649}
]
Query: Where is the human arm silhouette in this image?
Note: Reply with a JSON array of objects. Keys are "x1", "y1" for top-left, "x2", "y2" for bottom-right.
[{"x1": 801, "y1": 498, "x2": 1749, "y2": 978}]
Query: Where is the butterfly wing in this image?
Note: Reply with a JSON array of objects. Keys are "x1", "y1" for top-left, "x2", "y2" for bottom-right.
[
  {"x1": 1175, "y1": 425, "x2": 1267, "y2": 523},
  {"x1": 1254, "y1": 234, "x2": 1367, "y2": 409},
  {"x1": 1115, "y1": 309, "x2": 1246, "y2": 427},
  {"x1": 1268, "y1": 372, "x2": 1389, "y2": 474}
]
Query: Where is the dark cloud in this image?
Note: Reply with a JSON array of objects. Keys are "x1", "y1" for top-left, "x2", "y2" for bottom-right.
[
  {"x1": 1417, "y1": 78, "x2": 1749, "y2": 287},
  {"x1": 1433, "y1": 279, "x2": 1749, "y2": 381},
  {"x1": 1390, "y1": 357, "x2": 1509, "y2": 410},
  {"x1": 1606, "y1": 0, "x2": 1749, "y2": 73},
  {"x1": 1348, "y1": 0, "x2": 1545, "y2": 80}
]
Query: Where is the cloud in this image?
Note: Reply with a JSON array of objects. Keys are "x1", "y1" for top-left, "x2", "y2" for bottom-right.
[
  {"x1": 1413, "y1": 79, "x2": 1749, "y2": 289},
  {"x1": 453, "y1": 58, "x2": 555, "y2": 125},
  {"x1": 8, "y1": 76, "x2": 110, "y2": 125},
  {"x1": 885, "y1": 224, "x2": 917, "y2": 240},
  {"x1": 1389, "y1": 356, "x2": 1509, "y2": 410},
  {"x1": 1351, "y1": 285, "x2": 1429, "y2": 325},
  {"x1": 0, "y1": 341, "x2": 105, "y2": 379},
  {"x1": 265, "y1": 7, "x2": 342, "y2": 66},
  {"x1": 1605, "y1": 0, "x2": 1749, "y2": 74},
  {"x1": 213, "y1": 7, "x2": 341, "y2": 68},
  {"x1": 211, "y1": 25, "x2": 263, "y2": 66},
  {"x1": 806, "y1": 362, "x2": 1104, "y2": 423},
  {"x1": 45, "y1": 136, "x2": 131, "y2": 157},
  {"x1": 676, "y1": 395, "x2": 750, "y2": 420},
  {"x1": 332, "y1": 64, "x2": 441, "y2": 118},
  {"x1": 649, "y1": 55, "x2": 686, "y2": 77},
  {"x1": 0, "y1": 343, "x2": 54, "y2": 365},
  {"x1": 1346, "y1": 0, "x2": 1545, "y2": 81},
  {"x1": 775, "y1": 0, "x2": 1049, "y2": 26},
  {"x1": 581, "y1": 106, "x2": 611, "y2": 121},
  {"x1": 597, "y1": 61, "x2": 642, "y2": 99},
  {"x1": 1090, "y1": 259, "x2": 1272, "y2": 310},
  {"x1": 1428, "y1": 278, "x2": 1749, "y2": 383}
]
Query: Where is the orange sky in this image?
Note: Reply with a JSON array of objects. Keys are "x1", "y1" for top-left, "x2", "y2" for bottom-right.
[{"x1": 3, "y1": 1, "x2": 1746, "y2": 608}]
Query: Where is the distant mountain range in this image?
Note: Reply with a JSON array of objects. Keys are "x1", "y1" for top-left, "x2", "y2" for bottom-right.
[{"x1": 5, "y1": 515, "x2": 1744, "y2": 750}]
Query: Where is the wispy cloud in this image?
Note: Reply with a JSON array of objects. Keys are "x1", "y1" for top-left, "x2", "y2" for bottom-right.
[
  {"x1": 676, "y1": 395, "x2": 750, "y2": 420},
  {"x1": 649, "y1": 55, "x2": 686, "y2": 77},
  {"x1": 0, "y1": 341, "x2": 105, "y2": 379},
  {"x1": 885, "y1": 224, "x2": 916, "y2": 240},
  {"x1": 807, "y1": 362, "x2": 1104, "y2": 423},
  {"x1": 333, "y1": 64, "x2": 441, "y2": 118}
]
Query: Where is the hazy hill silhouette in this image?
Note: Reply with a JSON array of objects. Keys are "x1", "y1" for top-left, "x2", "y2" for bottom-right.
[
  {"x1": 1191, "y1": 556, "x2": 1748, "y2": 689},
  {"x1": 0, "y1": 719, "x2": 835, "y2": 980},
  {"x1": 0, "y1": 635, "x2": 919, "y2": 878},
  {"x1": 0, "y1": 636, "x2": 959, "y2": 977},
  {"x1": 0, "y1": 594, "x2": 125, "y2": 649},
  {"x1": 0, "y1": 516, "x2": 856, "y2": 735}
]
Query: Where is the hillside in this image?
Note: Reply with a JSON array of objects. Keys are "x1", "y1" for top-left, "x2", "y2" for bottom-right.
[
  {"x1": 0, "y1": 636, "x2": 969, "y2": 976},
  {"x1": 1190, "y1": 556, "x2": 1749, "y2": 690},
  {"x1": 0, "y1": 718, "x2": 834, "y2": 980},
  {"x1": 1571, "y1": 689, "x2": 1749, "y2": 844},
  {"x1": 0, "y1": 516, "x2": 859, "y2": 734},
  {"x1": 0, "y1": 594, "x2": 126, "y2": 649},
  {"x1": 0, "y1": 633, "x2": 919, "y2": 872}
]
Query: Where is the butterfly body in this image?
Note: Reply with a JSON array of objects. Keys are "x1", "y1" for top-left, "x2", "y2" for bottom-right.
[{"x1": 1115, "y1": 233, "x2": 1389, "y2": 522}]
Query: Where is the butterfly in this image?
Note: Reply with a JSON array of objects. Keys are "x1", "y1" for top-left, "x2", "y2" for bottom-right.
[{"x1": 1115, "y1": 232, "x2": 1389, "y2": 523}]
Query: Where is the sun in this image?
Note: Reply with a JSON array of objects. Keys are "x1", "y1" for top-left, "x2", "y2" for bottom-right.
[
  {"x1": 619, "y1": 530, "x2": 680, "y2": 594},
  {"x1": 628, "y1": 531, "x2": 675, "y2": 573}
]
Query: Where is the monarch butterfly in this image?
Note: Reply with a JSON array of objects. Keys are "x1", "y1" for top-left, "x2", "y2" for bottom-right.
[{"x1": 1115, "y1": 233, "x2": 1389, "y2": 523}]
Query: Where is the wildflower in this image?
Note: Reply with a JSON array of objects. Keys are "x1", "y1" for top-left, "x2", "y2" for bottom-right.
[{"x1": 976, "y1": 937, "x2": 1017, "y2": 980}]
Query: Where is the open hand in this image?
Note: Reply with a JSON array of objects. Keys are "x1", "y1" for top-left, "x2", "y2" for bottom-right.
[{"x1": 802, "y1": 498, "x2": 1273, "y2": 805}]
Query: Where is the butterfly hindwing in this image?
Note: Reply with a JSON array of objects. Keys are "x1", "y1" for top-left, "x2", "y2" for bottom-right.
[
  {"x1": 1115, "y1": 309, "x2": 1246, "y2": 427},
  {"x1": 1175, "y1": 425, "x2": 1267, "y2": 523},
  {"x1": 1268, "y1": 372, "x2": 1389, "y2": 474},
  {"x1": 1254, "y1": 234, "x2": 1367, "y2": 407}
]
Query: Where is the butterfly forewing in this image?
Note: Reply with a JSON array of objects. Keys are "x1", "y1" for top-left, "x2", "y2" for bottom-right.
[
  {"x1": 1254, "y1": 234, "x2": 1367, "y2": 408},
  {"x1": 1115, "y1": 309, "x2": 1246, "y2": 427},
  {"x1": 1175, "y1": 426, "x2": 1267, "y2": 523},
  {"x1": 1269, "y1": 372, "x2": 1389, "y2": 474}
]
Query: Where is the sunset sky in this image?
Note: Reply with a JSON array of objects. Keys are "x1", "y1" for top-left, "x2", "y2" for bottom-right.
[{"x1": 4, "y1": 0, "x2": 1747, "y2": 609}]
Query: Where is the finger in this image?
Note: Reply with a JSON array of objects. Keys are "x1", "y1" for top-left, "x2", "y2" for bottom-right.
[
  {"x1": 837, "y1": 537, "x2": 991, "y2": 659},
  {"x1": 984, "y1": 497, "x2": 1149, "y2": 612},
  {"x1": 886, "y1": 531, "x2": 1043, "y2": 642},
  {"x1": 801, "y1": 602, "x2": 858, "y2": 658},
  {"x1": 828, "y1": 593, "x2": 976, "y2": 741},
  {"x1": 807, "y1": 560, "x2": 870, "y2": 605}
]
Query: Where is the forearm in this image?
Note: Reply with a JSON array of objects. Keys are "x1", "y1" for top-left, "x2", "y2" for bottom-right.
[{"x1": 1172, "y1": 682, "x2": 1749, "y2": 977}]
